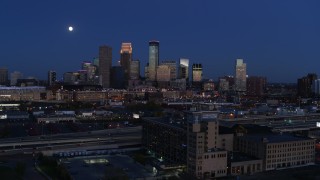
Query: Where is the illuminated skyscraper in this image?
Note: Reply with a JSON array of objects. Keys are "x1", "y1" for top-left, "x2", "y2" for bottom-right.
[
  {"x1": 156, "y1": 65, "x2": 171, "y2": 82},
  {"x1": 192, "y1": 63, "x2": 202, "y2": 82},
  {"x1": 99, "y1": 45, "x2": 112, "y2": 88},
  {"x1": 235, "y1": 59, "x2": 247, "y2": 92},
  {"x1": 179, "y1": 58, "x2": 189, "y2": 82},
  {"x1": 120, "y1": 43, "x2": 132, "y2": 81},
  {"x1": 148, "y1": 41, "x2": 159, "y2": 81},
  {"x1": 161, "y1": 60, "x2": 177, "y2": 80}
]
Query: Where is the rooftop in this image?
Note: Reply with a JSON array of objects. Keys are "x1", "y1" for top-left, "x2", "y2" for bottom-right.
[
  {"x1": 230, "y1": 152, "x2": 260, "y2": 163},
  {"x1": 240, "y1": 134, "x2": 312, "y2": 143}
]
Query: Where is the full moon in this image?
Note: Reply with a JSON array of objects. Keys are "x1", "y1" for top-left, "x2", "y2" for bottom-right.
[{"x1": 68, "y1": 26, "x2": 73, "y2": 32}]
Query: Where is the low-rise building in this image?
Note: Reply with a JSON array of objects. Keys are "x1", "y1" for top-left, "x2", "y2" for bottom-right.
[
  {"x1": 229, "y1": 152, "x2": 263, "y2": 175},
  {"x1": 235, "y1": 134, "x2": 315, "y2": 171}
]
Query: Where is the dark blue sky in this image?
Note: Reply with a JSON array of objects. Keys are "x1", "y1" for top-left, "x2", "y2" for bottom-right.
[{"x1": 1, "y1": 0, "x2": 320, "y2": 83}]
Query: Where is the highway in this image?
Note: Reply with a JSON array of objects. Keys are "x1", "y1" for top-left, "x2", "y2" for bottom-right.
[{"x1": 0, "y1": 126, "x2": 142, "y2": 155}]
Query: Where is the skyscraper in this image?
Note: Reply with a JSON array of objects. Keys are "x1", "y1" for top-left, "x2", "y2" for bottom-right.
[
  {"x1": 120, "y1": 43, "x2": 132, "y2": 81},
  {"x1": 47, "y1": 70, "x2": 56, "y2": 87},
  {"x1": 156, "y1": 65, "x2": 171, "y2": 82},
  {"x1": 130, "y1": 60, "x2": 140, "y2": 80},
  {"x1": 312, "y1": 79, "x2": 320, "y2": 96},
  {"x1": 179, "y1": 58, "x2": 189, "y2": 81},
  {"x1": 235, "y1": 59, "x2": 247, "y2": 92},
  {"x1": 161, "y1": 60, "x2": 177, "y2": 80},
  {"x1": 192, "y1": 63, "x2": 202, "y2": 82},
  {"x1": 110, "y1": 66, "x2": 125, "y2": 89},
  {"x1": 148, "y1": 41, "x2": 159, "y2": 81},
  {"x1": 99, "y1": 45, "x2": 112, "y2": 88},
  {"x1": 0, "y1": 68, "x2": 8, "y2": 86},
  {"x1": 82, "y1": 61, "x2": 97, "y2": 82}
]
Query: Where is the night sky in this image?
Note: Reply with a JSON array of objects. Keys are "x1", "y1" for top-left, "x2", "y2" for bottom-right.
[{"x1": 1, "y1": 0, "x2": 320, "y2": 83}]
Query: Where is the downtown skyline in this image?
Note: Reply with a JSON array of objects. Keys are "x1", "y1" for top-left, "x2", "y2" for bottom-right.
[{"x1": 1, "y1": 0, "x2": 320, "y2": 82}]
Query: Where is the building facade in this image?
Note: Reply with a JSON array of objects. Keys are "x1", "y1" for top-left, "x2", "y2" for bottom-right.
[
  {"x1": 143, "y1": 117, "x2": 187, "y2": 165},
  {"x1": 148, "y1": 41, "x2": 159, "y2": 81},
  {"x1": 0, "y1": 68, "x2": 8, "y2": 86},
  {"x1": 235, "y1": 59, "x2": 247, "y2": 92},
  {"x1": 48, "y1": 70, "x2": 56, "y2": 87},
  {"x1": 298, "y1": 73, "x2": 317, "y2": 98},
  {"x1": 235, "y1": 134, "x2": 315, "y2": 171},
  {"x1": 219, "y1": 78, "x2": 229, "y2": 91},
  {"x1": 110, "y1": 66, "x2": 125, "y2": 89},
  {"x1": 187, "y1": 111, "x2": 228, "y2": 179},
  {"x1": 10, "y1": 71, "x2": 23, "y2": 86},
  {"x1": 99, "y1": 45, "x2": 112, "y2": 88},
  {"x1": 161, "y1": 60, "x2": 177, "y2": 81},
  {"x1": 179, "y1": 58, "x2": 189, "y2": 82},
  {"x1": 246, "y1": 76, "x2": 267, "y2": 96},
  {"x1": 120, "y1": 43, "x2": 132, "y2": 82},
  {"x1": 130, "y1": 60, "x2": 140, "y2": 80}
]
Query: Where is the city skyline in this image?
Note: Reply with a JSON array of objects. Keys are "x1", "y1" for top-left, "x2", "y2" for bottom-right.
[{"x1": 1, "y1": 1, "x2": 320, "y2": 82}]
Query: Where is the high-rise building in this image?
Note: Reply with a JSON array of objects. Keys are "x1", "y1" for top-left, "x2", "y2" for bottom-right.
[
  {"x1": 179, "y1": 58, "x2": 189, "y2": 81},
  {"x1": 219, "y1": 78, "x2": 229, "y2": 91},
  {"x1": 298, "y1": 73, "x2": 317, "y2": 98},
  {"x1": 156, "y1": 65, "x2": 171, "y2": 82},
  {"x1": 312, "y1": 79, "x2": 320, "y2": 96},
  {"x1": 78, "y1": 70, "x2": 88, "y2": 83},
  {"x1": 148, "y1": 41, "x2": 159, "y2": 81},
  {"x1": 235, "y1": 59, "x2": 247, "y2": 92},
  {"x1": 120, "y1": 43, "x2": 132, "y2": 81},
  {"x1": 63, "y1": 72, "x2": 79, "y2": 84},
  {"x1": 192, "y1": 63, "x2": 202, "y2": 82},
  {"x1": 0, "y1": 68, "x2": 8, "y2": 86},
  {"x1": 129, "y1": 60, "x2": 140, "y2": 80},
  {"x1": 99, "y1": 45, "x2": 112, "y2": 88},
  {"x1": 161, "y1": 60, "x2": 177, "y2": 80},
  {"x1": 10, "y1": 71, "x2": 23, "y2": 86},
  {"x1": 82, "y1": 61, "x2": 97, "y2": 81},
  {"x1": 47, "y1": 70, "x2": 56, "y2": 87},
  {"x1": 93, "y1": 57, "x2": 99, "y2": 67},
  {"x1": 246, "y1": 76, "x2": 267, "y2": 96},
  {"x1": 110, "y1": 66, "x2": 125, "y2": 89},
  {"x1": 144, "y1": 63, "x2": 149, "y2": 79}
]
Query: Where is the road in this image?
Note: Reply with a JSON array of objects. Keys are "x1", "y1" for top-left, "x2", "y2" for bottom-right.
[{"x1": 0, "y1": 126, "x2": 142, "y2": 156}]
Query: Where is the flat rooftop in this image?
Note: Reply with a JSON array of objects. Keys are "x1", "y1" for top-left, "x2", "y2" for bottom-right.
[
  {"x1": 230, "y1": 152, "x2": 260, "y2": 163},
  {"x1": 239, "y1": 134, "x2": 312, "y2": 143}
]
